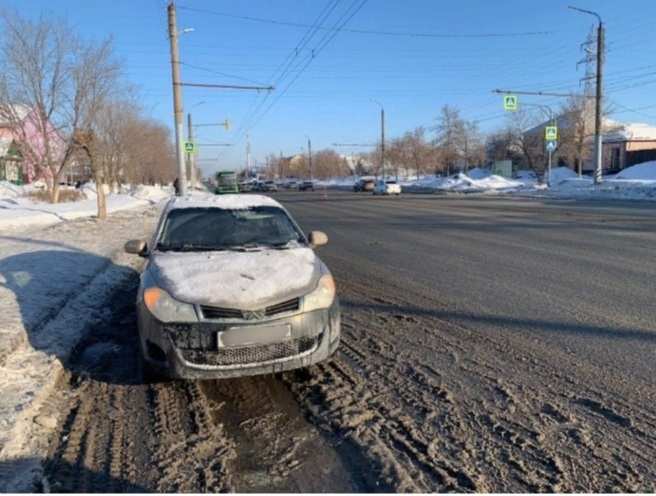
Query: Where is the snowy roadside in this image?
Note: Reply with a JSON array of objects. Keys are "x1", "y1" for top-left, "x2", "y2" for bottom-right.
[
  {"x1": 0, "y1": 205, "x2": 162, "y2": 490},
  {"x1": 315, "y1": 162, "x2": 656, "y2": 201},
  {"x1": 0, "y1": 183, "x2": 171, "y2": 231}
]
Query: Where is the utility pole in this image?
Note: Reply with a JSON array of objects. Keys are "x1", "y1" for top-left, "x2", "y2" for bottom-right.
[
  {"x1": 187, "y1": 113, "x2": 195, "y2": 188},
  {"x1": 569, "y1": 6, "x2": 604, "y2": 184},
  {"x1": 307, "y1": 137, "x2": 313, "y2": 180},
  {"x1": 381, "y1": 107, "x2": 385, "y2": 180},
  {"x1": 167, "y1": 1, "x2": 186, "y2": 196},
  {"x1": 593, "y1": 20, "x2": 604, "y2": 185},
  {"x1": 246, "y1": 133, "x2": 251, "y2": 177},
  {"x1": 279, "y1": 150, "x2": 283, "y2": 179}
]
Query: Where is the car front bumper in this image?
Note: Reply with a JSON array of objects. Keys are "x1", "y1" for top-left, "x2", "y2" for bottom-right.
[{"x1": 137, "y1": 299, "x2": 340, "y2": 380}]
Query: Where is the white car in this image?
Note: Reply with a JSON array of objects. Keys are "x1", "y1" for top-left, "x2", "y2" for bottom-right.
[
  {"x1": 124, "y1": 194, "x2": 340, "y2": 380},
  {"x1": 373, "y1": 179, "x2": 401, "y2": 195}
]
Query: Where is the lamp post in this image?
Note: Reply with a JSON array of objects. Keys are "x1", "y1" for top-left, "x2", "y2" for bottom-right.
[
  {"x1": 371, "y1": 100, "x2": 385, "y2": 180},
  {"x1": 569, "y1": 6, "x2": 604, "y2": 184}
]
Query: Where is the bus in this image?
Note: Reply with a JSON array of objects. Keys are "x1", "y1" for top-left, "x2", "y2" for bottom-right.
[{"x1": 214, "y1": 171, "x2": 239, "y2": 194}]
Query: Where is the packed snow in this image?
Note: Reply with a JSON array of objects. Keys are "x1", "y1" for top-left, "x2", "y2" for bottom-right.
[
  {"x1": 615, "y1": 161, "x2": 656, "y2": 181},
  {"x1": 0, "y1": 205, "x2": 160, "y2": 484},
  {"x1": 151, "y1": 247, "x2": 319, "y2": 309},
  {"x1": 168, "y1": 193, "x2": 281, "y2": 211},
  {"x1": 0, "y1": 182, "x2": 171, "y2": 231}
]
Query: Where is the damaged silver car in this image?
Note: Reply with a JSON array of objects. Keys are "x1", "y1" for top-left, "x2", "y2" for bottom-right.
[{"x1": 124, "y1": 194, "x2": 340, "y2": 380}]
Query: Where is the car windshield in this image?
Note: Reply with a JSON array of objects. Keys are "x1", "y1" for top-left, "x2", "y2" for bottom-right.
[{"x1": 157, "y1": 206, "x2": 305, "y2": 251}]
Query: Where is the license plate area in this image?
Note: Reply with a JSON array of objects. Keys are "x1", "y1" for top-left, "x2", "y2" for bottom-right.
[{"x1": 218, "y1": 324, "x2": 292, "y2": 348}]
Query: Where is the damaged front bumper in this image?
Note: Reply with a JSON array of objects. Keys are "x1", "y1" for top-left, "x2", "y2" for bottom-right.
[{"x1": 137, "y1": 299, "x2": 340, "y2": 379}]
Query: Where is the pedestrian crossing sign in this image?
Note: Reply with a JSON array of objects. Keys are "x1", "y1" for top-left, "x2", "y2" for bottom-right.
[
  {"x1": 545, "y1": 126, "x2": 558, "y2": 141},
  {"x1": 503, "y1": 95, "x2": 518, "y2": 111}
]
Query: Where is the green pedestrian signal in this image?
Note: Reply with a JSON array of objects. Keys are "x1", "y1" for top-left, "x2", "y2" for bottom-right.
[
  {"x1": 503, "y1": 95, "x2": 518, "y2": 112},
  {"x1": 545, "y1": 126, "x2": 558, "y2": 141},
  {"x1": 184, "y1": 141, "x2": 195, "y2": 153}
]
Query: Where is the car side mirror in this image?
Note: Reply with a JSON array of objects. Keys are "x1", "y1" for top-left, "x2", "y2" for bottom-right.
[
  {"x1": 308, "y1": 231, "x2": 328, "y2": 247},
  {"x1": 125, "y1": 239, "x2": 148, "y2": 256}
]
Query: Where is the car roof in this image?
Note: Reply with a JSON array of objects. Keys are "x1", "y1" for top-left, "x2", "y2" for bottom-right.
[{"x1": 167, "y1": 193, "x2": 282, "y2": 211}]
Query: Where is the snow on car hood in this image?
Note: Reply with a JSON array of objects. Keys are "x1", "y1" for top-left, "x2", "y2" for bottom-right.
[{"x1": 148, "y1": 247, "x2": 321, "y2": 310}]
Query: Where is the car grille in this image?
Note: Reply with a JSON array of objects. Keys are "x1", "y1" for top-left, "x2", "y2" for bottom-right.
[
  {"x1": 265, "y1": 297, "x2": 300, "y2": 316},
  {"x1": 179, "y1": 334, "x2": 318, "y2": 366},
  {"x1": 200, "y1": 305, "x2": 243, "y2": 319},
  {"x1": 200, "y1": 297, "x2": 300, "y2": 320}
]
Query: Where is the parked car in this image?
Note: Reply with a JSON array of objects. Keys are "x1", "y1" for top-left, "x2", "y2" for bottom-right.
[
  {"x1": 353, "y1": 178, "x2": 375, "y2": 192},
  {"x1": 298, "y1": 180, "x2": 315, "y2": 191},
  {"x1": 373, "y1": 179, "x2": 402, "y2": 195},
  {"x1": 239, "y1": 181, "x2": 254, "y2": 192},
  {"x1": 124, "y1": 194, "x2": 340, "y2": 380},
  {"x1": 263, "y1": 180, "x2": 278, "y2": 192}
]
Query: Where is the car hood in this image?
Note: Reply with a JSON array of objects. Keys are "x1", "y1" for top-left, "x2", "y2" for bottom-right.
[{"x1": 147, "y1": 247, "x2": 322, "y2": 310}]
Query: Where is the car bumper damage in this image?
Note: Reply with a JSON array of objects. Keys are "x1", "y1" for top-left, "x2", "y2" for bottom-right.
[{"x1": 138, "y1": 300, "x2": 340, "y2": 379}]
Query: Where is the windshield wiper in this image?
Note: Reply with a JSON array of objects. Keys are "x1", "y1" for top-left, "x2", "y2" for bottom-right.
[{"x1": 157, "y1": 243, "x2": 232, "y2": 252}]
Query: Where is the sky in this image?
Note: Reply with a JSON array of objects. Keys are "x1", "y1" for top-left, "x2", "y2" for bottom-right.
[{"x1": 5, "y1": 0, "x2": 656, "y2": 175}]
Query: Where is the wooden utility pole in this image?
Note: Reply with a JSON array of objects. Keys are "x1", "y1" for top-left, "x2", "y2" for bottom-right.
[
  {"x1": 307, "y1": 137, "x2": 313, "y2": 180},
  {"x1": 167, "y1": 2, "x2": 186, "y2": 196},
  {"x1": 187, "y1": 112, "x2": 195, "y2": 188},
  {"x1": 381, "y1": 107, "x2": 385, "y2": 180}
]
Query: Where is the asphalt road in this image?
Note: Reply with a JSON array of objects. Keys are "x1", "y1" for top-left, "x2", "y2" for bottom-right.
[
  {"x1": 279, "y1": 191, "x2": 656, "y2": 384},
  {"x1": 38, "y1": 191, "x2": 656, "y2": 492}
]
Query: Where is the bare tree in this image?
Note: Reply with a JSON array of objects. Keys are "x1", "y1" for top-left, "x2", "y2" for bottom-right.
[
  {"x1": 0, "y1": 11, "x2": 119, "y2": 206},
  {"x1": 433, "y1": 105, "x2": 465, "y2": 175}
]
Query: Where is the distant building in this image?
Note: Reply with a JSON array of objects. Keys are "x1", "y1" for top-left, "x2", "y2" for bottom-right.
[
  {"x1": 0, "y1": 104, "x2": 65, "y2": 184},
  {"x1": 523, "y1": 113, "x2": 656, "y2": 174},
  {"x1": 602, "y1": 121, "x2": 656, "y2": 172}
]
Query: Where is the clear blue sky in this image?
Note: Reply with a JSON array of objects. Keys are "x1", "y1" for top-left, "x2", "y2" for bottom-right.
[{"x1": 6, "y1": 0, "x2": 656, "y2": 175}]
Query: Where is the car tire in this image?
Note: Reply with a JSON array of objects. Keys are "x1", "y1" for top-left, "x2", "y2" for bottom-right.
[{"x1": 138, "y1": 340, "x2": 169, "y2": 384}]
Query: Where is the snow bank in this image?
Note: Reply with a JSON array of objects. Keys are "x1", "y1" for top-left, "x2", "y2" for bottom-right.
[
  {"x1": 0, "y1": 184, "x2": 171, "y2": 232},
  {"x1": 549, "y1": 166, "x2": 579, "y2": 185},
  {"x1": 0, "y1": 181, "x2": 26, "y2": 199},
  {"x1": 467, "y1": 167, "x2": 491, "y2": 180},
  {"x1": 152, "y1": 247, "x2": 319, "y2": 309},
  {"x1": 615, "y1": 161, "x2": 656, "y2": 181},
  {"x1": 0, "y1": 206, "x2": 160, "y2": 489}
]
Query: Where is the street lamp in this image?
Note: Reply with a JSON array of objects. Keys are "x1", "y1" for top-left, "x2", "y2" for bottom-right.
[
  {"x1": 305, "y1": 135, "x2": 313, "y2": 180},
  {"x1": 371, "y1": 100, "x2": 385, "y2": 180},
  {"x1": 569, "y1": 5, "x2": 604, "y2": 185}
]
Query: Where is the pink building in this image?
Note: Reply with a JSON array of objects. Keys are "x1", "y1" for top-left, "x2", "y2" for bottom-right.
[{"x1": 0, "y1": 105, "x2": 65, "y2": 184}]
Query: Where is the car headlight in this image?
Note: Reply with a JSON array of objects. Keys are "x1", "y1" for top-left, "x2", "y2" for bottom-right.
[
  {"x1": 303, "y1": 273, "x2": 336, "y2": 312},
  {"x1": 143, "y1": 286, "x2": 197, "y2": 322}
]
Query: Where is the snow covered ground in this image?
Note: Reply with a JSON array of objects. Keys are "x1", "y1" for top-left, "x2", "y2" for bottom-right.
[
  {"x1": 317, "y1": 161, "x2": 656, "y2": 201},
  {"x1": 0, "y1": 200, "x2": 163, "y2": 489},
  {"x1": 0, "y1": 182, "x2": 171, "y2": 231}
]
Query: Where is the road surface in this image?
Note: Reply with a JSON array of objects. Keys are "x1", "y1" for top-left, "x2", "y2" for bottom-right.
[{"x1": 39, "y1": 191, "x2": 656, "y2": 492}]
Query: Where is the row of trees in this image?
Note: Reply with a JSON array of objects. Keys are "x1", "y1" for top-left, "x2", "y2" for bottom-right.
[
  {"x1": 0, "y1": 12, "x2": 175, "y2": 216},
  {"x1": 260, "y1": 98, "x2": 602, "y2": 180}
]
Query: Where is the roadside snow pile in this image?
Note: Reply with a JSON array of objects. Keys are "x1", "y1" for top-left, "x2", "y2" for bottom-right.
[
  {"x1": 549, "y1": 166, "x2": 579, "y2": 185},
  {"x1": 467, "y1": 167, "x2": 491, "y2": 180},
  {"x1": 403, "y1": 173, "x2": 525, "y2": 193},
  {"x1": 0, "y1": 181, "x2": 26, "y2": 199},
  {"x1": 615, "y1": 161, "x2": 656, "y2": 181},
  {"x1": 315, "y1": 177, "x2": 357, "y2": 188},
  {"x1": 0, "y1": 183, "x2": 171, "y2": 232},
  {"x1": 544, "y1": 162, "x2": 656, "y2": 200}
]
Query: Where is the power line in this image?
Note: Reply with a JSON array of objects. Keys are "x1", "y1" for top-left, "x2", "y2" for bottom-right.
[
  {"x1": 241, "y1": 0, "x2": 369, "y2": 137},
  {"x1": 231, "y1": 0, "x2": 343, "y2": 144},
  {"x1": 177, "y1": 4, "x2": 556, "y2": 39},
  {"x1": 179, "y1": 62, "x2": 269, "y2": 86}
]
